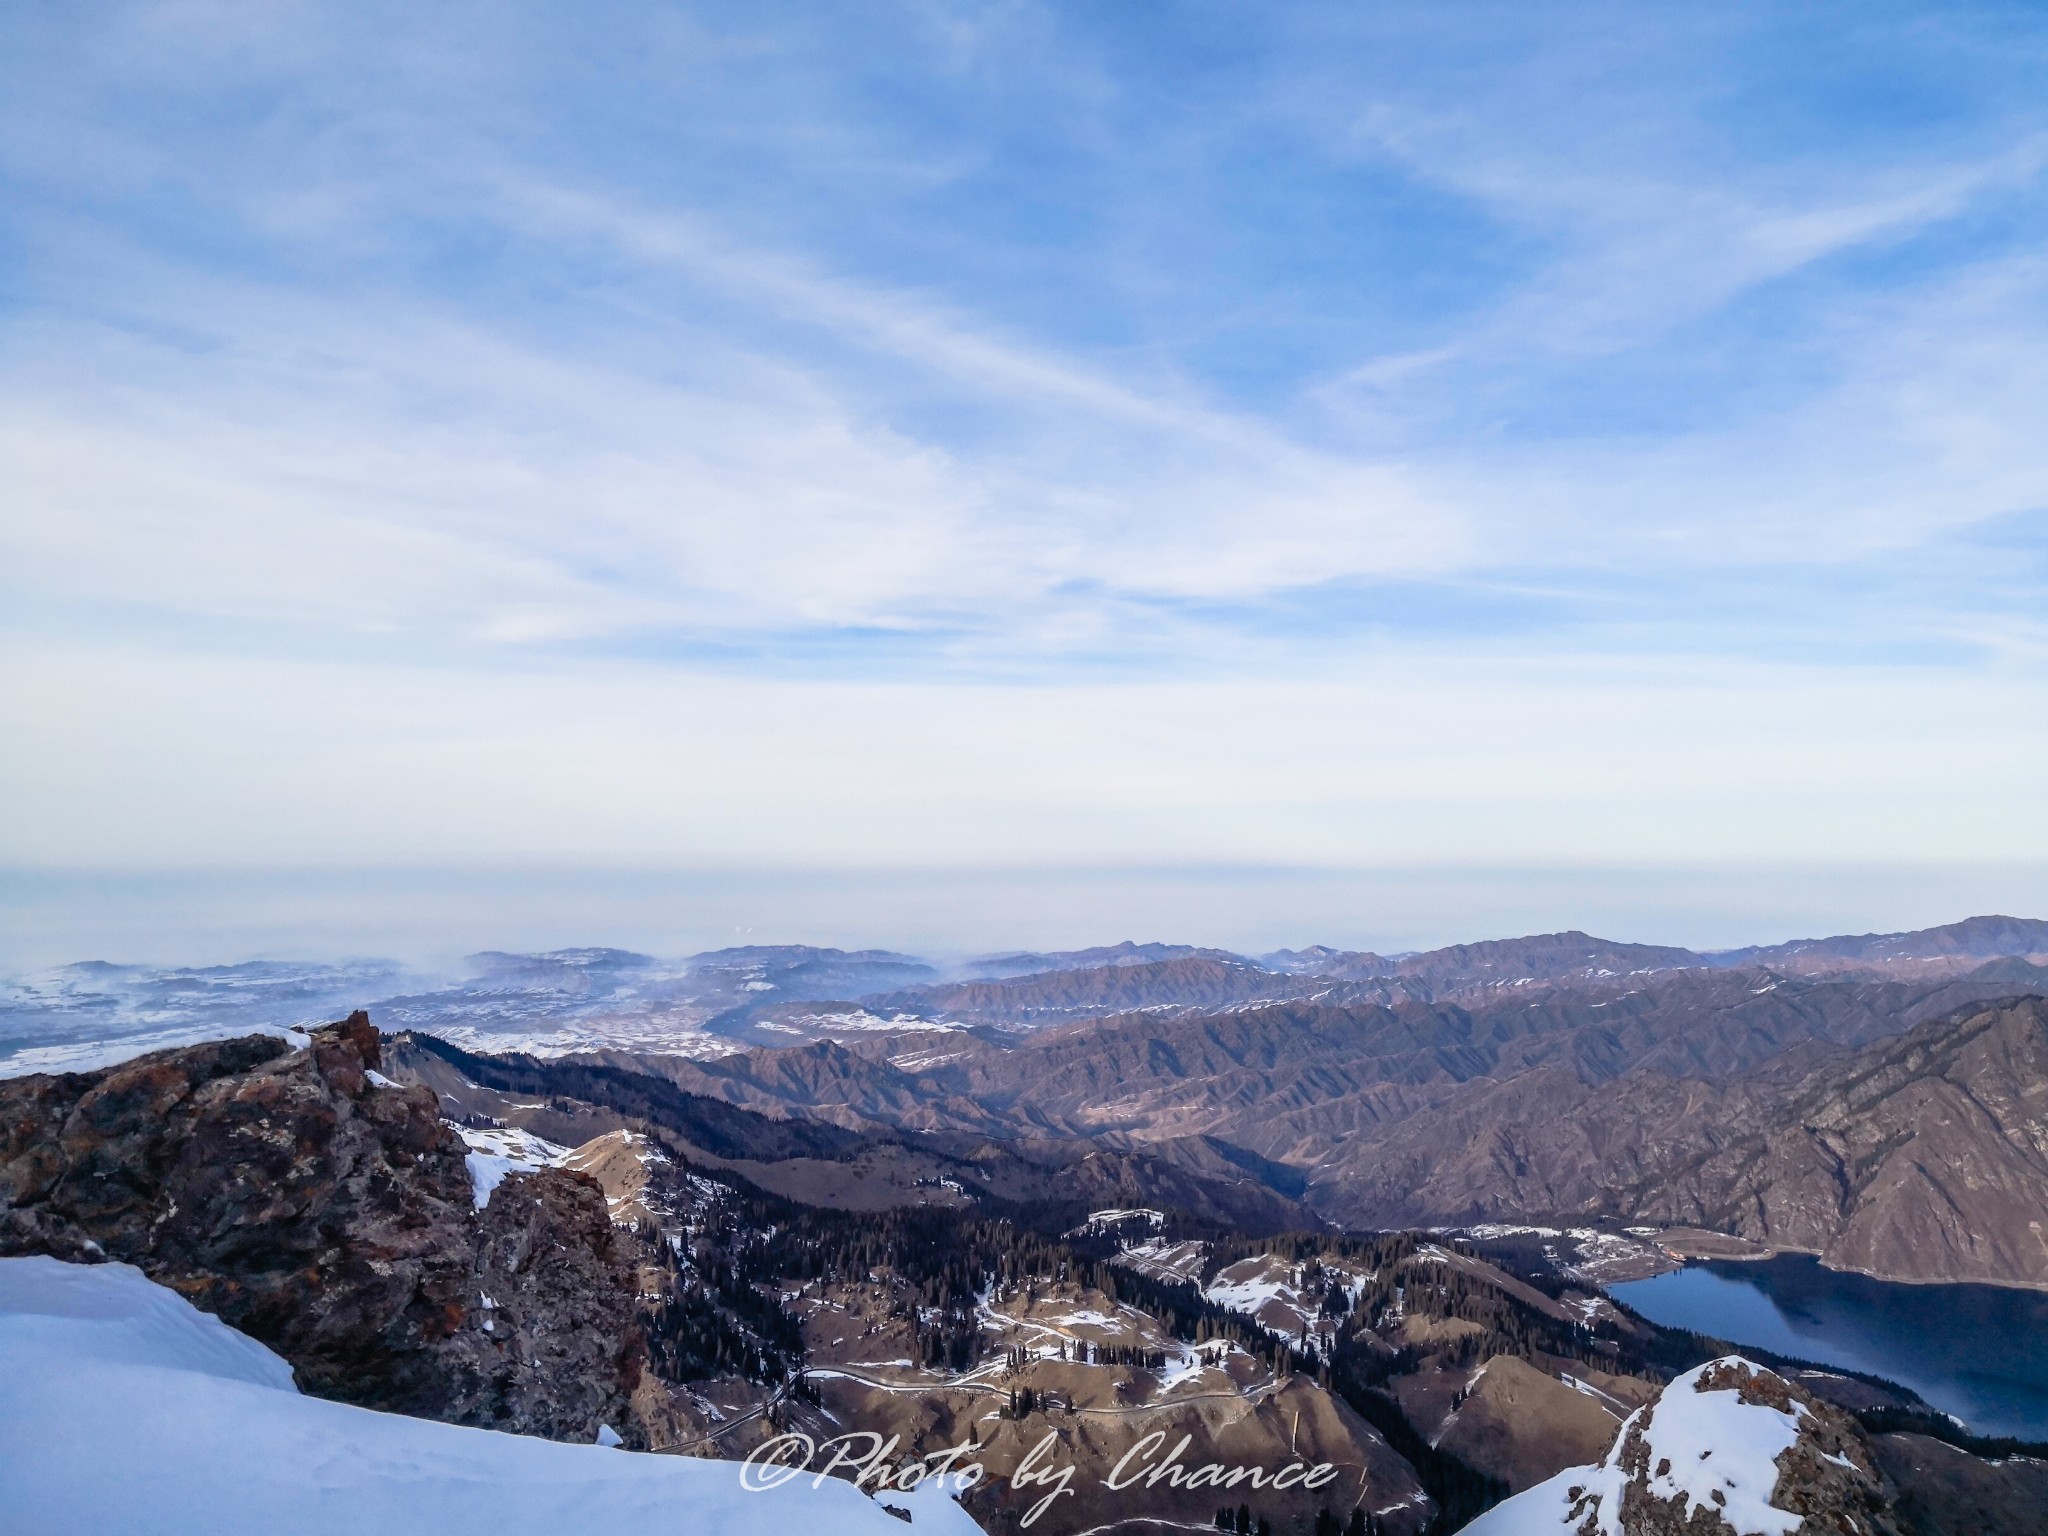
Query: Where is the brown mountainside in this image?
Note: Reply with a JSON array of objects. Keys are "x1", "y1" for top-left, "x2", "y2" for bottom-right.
[
  {"x1": 396, "y1": 1032, "x2": 1323, "y2": 1232},
  {"x1": 1145, "y1": 995, "x2": 2048, "y2": 1286},
  {"x1": 593, "y1": 962, "x2": 2048, "y2": 1285}
]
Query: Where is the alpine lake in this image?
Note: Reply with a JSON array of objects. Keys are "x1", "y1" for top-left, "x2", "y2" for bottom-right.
[{"x1": 1610, "y1": 1253, "x2": 2048, "y2": 1442}]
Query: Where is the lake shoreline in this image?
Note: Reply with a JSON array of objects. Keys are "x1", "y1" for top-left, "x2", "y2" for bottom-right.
[
  {"x1": 1608, "y1": 1253, "x2": 2048, "y2": 1441},
  {"x1": 1647, "y1": 1226, "x2": 2048, "y2": 1296}
]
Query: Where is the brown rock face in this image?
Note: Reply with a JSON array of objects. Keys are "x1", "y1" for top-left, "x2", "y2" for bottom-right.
[
  {"x1": 1193, "y1": 994, "x2": 2048, "y2": 1288},
  {"x1": 0, "y1": 1016, "x2": 649, "y2": 1443}
]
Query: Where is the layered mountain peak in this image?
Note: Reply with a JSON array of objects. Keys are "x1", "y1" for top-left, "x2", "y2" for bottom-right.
[
  {"x1": 1259, "y1": 943, "x2": 1377, "y2": 974},
  {"x1": 1252, "y1": 932, "x2": 1700, "y2": 987},
  {"x1": 1469, "y1": 1356, "x2": 1898, "y2": 1536},
  {"x1": 1391, "y1": 931, "x2": 1703, "y2": 988}
]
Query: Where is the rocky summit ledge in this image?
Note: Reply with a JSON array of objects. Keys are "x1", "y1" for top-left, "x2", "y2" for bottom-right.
[{"x1": 0, "y1": 1015, "x2": 653, "y2": 1445}]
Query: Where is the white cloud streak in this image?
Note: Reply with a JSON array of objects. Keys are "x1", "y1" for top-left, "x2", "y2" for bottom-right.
[
  {"x1": 5, "y1": 640, "x2": 2045, "y2": 869},
  {"x1": 2, "y1": 1, "x2": 2045, "y2": 890}
]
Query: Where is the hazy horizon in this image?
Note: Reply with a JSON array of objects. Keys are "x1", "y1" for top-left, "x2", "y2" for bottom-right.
[
  {"x1": 6, "y1": 861, "x2": 2045, "y2": 974},
  {"x1": 6, "y1": 5, "x2": 2046, "y2": 961}
]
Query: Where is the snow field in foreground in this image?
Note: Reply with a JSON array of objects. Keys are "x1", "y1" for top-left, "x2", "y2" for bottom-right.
[{"x1": 0, "y1": 1256, "x2": 978, "y2": 1536}]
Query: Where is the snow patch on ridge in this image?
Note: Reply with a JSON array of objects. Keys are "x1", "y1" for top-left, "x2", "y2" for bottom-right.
[
  {"x1": 455, "y1": 1125, "x2": 573, "y2": 1209},
  {"x1": 1465, "y1": 1357, "x2": 1805, "y2": 1536}
]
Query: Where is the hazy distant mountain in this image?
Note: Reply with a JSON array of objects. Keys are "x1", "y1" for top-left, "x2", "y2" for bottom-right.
[
  {"x1": 1258, "y1": 943, "x2": 1380, "y2": 974},
  {"x1": 1389, "y1": 930, "x2": 1703, "y2": 989},
  {"x1": 955, "y1": 940, "x2": 1246, "y2": 980},
  {"x1": 378, "y1": 919, "x2": 2048, "y2": 1052},
  {"x1": 463, "y1": 947, "x2": 656, "y2": 984},
  {"x1": 847, "y1": 925, "x2": 2048, "y2": 1048},
  {"x1": 368, "y1": 945, "x2": 938, "y2": 1057},
  {"x1": 1254, "y1": 932, "x2": 1697, "y2": 988},
  {"x1": 0, "y1": 957, "x2": 417, "y2": 1075},
  {"x1": 683, "y1": 944, "x2": 935, "y2": 997},
  {"x1": 1710, "y1": 914, "x2": 2048, "y2": 973},
  {"x1": 875, "y1": 931, "x2": 1709, "y2": 1028},
  {"x1": 866, "y1": 953, "x2": 1333, "y2": 1026},
  {"x1": 17, "y1": 917, "x2": 2048, "y2": 1076},
  {"x1": 1268, "y1": 919, "x2": 2048, "y2": 996},
  {"x1": 0, "y1": 944, "x2": 953, "y2": 1074}
]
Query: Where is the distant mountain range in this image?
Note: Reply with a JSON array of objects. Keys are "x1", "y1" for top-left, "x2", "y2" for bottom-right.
[
  {"x1": 9, "y1": 914, "x2": 2048, "y2": 1288},
  {"x1": 744, "y1": 916, "x2": 2048, "y2": 1036},
  {"x1": 12, "y1": 915, "x2": 2046, "y2": 1066}
]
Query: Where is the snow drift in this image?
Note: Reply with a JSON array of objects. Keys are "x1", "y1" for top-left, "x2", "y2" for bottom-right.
[{"x1": 0, "y1": 1255, "x2": 978, "y2": 1536}]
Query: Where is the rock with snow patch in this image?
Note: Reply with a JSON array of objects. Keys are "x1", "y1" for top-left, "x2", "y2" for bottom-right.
[{"x1": 1465, "y1": 1355, "x2": 1901, "y2": 1536}]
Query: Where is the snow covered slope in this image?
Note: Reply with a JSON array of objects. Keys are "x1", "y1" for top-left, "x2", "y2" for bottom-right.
[
  {"x1": 455, "y1": 1123, "x2": 575, "y2": 1208},
  {"x1": 0, "y1": 1256, "x2": 978, "y2": 1536}
]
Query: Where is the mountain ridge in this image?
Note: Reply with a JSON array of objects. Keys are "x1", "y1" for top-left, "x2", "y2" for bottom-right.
[{"x1": 566, "y1": 961, "x2": 2048, "y2": 1286}]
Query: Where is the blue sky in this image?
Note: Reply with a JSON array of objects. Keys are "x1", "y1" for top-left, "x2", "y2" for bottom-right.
[{"x1": 3, "y1": 2, "x2": 2046, "y2": 956}]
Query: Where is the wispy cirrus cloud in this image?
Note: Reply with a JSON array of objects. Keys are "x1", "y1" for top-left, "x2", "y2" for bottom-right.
[{"x1": 3, "y1": 0, "x2": 2046, "y2": 897}]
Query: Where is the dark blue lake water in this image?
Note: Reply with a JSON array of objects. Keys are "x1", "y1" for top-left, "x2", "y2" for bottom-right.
[{"x1": 1609, "y1": 1255, "x2": 2048, "y2": 1441}]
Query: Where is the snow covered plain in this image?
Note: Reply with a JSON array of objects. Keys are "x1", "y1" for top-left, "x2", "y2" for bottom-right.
[
  {"x1": 0, "y1": 954, "x2": 737, "y2": 1079},
  {"x1": 0, "y1": 1256, "x2": 979, "y2": 1536}
]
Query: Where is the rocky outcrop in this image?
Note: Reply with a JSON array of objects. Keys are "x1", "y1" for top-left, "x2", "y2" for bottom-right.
[
  {"x1": 1466, "y1": 1357, "x2": 1902, "y2": 1535},
  {"x1": 0, "y1": 1015, "x2": 652, "y2": 1443}
]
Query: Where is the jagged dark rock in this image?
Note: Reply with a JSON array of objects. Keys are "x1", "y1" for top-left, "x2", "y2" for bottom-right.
[{"x1": 0, "y1": 1014, "x2": 651, "y2": 1444}]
